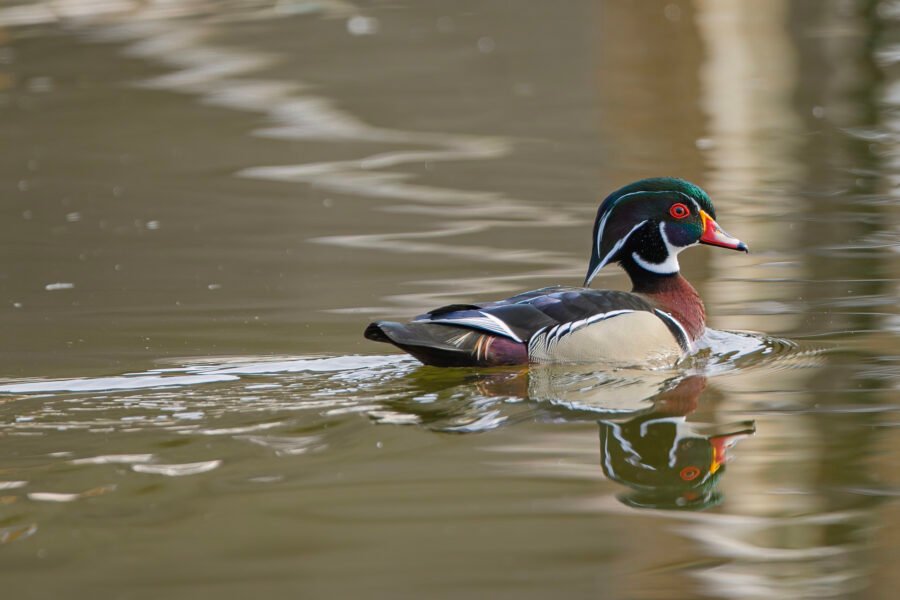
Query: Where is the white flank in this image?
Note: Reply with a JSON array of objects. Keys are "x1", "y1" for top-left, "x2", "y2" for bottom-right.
[
  {"x1": 654, "y1": 309, "x2": 691, "y2": 350},
  {"x1": 529, "y1": 309, "x2": 635, "y2": 354}
]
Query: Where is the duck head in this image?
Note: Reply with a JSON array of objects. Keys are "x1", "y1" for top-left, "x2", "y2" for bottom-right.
[
  {"x1": 584, "y1": 177, "x2": 748, "y2": 287},
  {"x1": 598, "y1": 375, "x2": 756, "y2": 511}
]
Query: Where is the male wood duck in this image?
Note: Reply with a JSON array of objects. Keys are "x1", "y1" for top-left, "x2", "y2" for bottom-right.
[
  {"x1": 364, "y1": 177, "x2": 748, "y2": 367},
  {"x1": 598, "y1": 376, "x2": 756, "y2": 510}
]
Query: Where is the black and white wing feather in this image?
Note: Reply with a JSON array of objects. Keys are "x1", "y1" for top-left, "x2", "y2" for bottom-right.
[{"x1": 415, "y1": 286, "x2": 689, "y2": 354}]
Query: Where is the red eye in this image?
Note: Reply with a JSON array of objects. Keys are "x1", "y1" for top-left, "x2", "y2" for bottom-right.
[
  {"x1": 669, "y1": 203, "x2": 690, "y2": 219},
  {"x1": 679, "y1": 466, "x2": 700, "y2": 481}
]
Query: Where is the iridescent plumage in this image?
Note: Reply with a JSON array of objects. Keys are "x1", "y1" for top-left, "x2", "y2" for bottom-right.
[{"x1": 365, "y1": 177, "x2": 748, "y2": 367}]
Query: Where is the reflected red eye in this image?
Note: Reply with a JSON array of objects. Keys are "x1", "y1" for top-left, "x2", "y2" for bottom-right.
[
  {"x1": 670, "y1": 203, "x2": 690, "y2": 219},
  {"x1": 679, "y1": 466, "x2": 700, "y2": 481}
]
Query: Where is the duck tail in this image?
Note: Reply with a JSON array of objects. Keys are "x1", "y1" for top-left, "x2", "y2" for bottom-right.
[{"x1": 364, "y1": 321, "x2": 527, "y2": 367}]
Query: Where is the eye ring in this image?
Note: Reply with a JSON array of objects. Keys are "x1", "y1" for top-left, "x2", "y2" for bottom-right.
[
  {"x1": 669, "y1": 203, "x2": 690, "y2": 219},
  {"x1": 679, "y1": 466, "x2": 701, "y2": 481}
]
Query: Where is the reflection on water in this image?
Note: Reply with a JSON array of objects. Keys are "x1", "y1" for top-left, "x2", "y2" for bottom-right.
[
  {"x1": 0, "y1": 330, "x2": 863, "y2": 597},
  {"x1": 597, "y1": 376, "x2": 755, "y2": 511},
  {"x1": 0, "y1": 0, "x2": 898, "y2": 598}
]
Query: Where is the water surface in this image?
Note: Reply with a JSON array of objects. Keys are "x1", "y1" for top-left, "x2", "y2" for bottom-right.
[{"x1": 0, "y1": 1, "x2": 898, "y2": 598}]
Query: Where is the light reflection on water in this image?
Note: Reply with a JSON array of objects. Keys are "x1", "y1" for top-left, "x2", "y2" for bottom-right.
[
  {"x1": 0, "y1": 328, "x2": 798, "y2": 429},
  {"x1": 0, "y1": 1, "x2": 898, "y2": 599}
]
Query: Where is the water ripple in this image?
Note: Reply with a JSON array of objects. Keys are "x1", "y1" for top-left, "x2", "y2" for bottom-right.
[
  {"x1": 81, "y1": 16, "x2": 587, "y2": 312},
  {"x1": 132, "y1": 460, "x2": 222, "y2": 477}
]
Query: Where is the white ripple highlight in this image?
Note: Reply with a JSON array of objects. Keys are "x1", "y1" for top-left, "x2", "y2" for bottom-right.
[
  {"x1": 70, "y1": 454, "x2": 156, "y2": 465},
  {"x1": 28, "y1": 492, "x2": 82, "y2": 503},
  {"x1": 132, "y1": 460, "x2": 222, "y2": 476},
  {"x1": 0, "y1": 481, "x2": 27, "y2": 490},
  {"x1": 0, "y1": 374, "x2": 238, "y2": 394},
  {"x1": 0, "y1": 354, "x2": 408, "y2": 395}
]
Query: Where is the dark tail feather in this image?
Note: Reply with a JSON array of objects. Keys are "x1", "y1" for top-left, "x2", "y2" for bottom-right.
[
  {"x1": 364, "y1": 320, "x2": 527, "y2": 367},
  {"x1": 363, "y1": 321, "x2": 394, "y2": 343},
  {"x1": 364, "y1": 320, "x2": 477, "y2": 366}
]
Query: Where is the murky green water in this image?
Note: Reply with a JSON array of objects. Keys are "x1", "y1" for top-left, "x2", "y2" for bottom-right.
[{"x1": 0, "y1": 1, "x2": 898, "y2": 597}]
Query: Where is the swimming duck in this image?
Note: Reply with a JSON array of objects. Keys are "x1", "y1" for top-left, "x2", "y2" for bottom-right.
[{"x1": 364, "y1": 177, "x2": 748, "y2": 367}]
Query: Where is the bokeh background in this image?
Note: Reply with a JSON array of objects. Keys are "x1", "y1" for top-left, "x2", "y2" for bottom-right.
[{"x1": 0, "y1": 1, "x2": 898, "y2": 598}]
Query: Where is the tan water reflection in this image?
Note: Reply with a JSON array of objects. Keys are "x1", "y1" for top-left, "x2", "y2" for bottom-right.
[{"x1": 0, "y1": 1, "x2": 898, "y2": 599}]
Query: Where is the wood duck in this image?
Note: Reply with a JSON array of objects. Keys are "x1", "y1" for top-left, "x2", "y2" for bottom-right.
[
  {"x1": 598, "y1": 376, "x2": 756, "y2": 510},
  {"x1": 364, "y1": 177, "x2": 748, "y2": 367}
]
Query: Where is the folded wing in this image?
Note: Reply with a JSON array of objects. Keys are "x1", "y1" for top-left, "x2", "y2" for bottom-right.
[{"x1": 366, "y1": 286, "x2": 688, "y2": 366}]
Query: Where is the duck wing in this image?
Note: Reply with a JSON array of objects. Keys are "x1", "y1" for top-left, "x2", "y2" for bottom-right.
[
  {"x1": 365, "y1": 287, "x2": 688, "y2": 367},
  {"x1": 419, "y1": 286, "x2": 676, "y2": 341}
]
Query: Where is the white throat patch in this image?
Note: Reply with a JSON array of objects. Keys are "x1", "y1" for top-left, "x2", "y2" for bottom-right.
[{"x1": 631, "y1": 222, "x2": 688, "y2": 275}]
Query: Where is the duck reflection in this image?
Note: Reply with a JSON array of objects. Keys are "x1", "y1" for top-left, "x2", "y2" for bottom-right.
[
  {"x1": 596, "y1": 376, "x2": 754, "y2": 511},
  {"x1": 386, "y1": 367, "x2": 755, "y2": 511}
]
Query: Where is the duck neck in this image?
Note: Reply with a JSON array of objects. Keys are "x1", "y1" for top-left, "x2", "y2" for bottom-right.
[{"x1": 621, "y1": 258, "x2": 706, "y2": 341}]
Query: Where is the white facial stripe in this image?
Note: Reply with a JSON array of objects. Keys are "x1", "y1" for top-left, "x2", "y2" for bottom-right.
[
  {"x1": 592, "y1": 188, "x2": 707, "y2": 280},
  {"x1": 605, "y1": 422, "x2": 642, "y2": 462},
  {"x1": 631, "y1": 222, "x2": 684, "y2": 274},
  {"x1": 586, "y1": 220, "x2": 647, "y2": 286},
  {"x1": 632, "y1": 252, "x2": 674, "y2": 274},
  {"x1": 595, "y1": 190, "x2": 681, "y2": 256},
  {"x1": 593, "y1": 189, "x2": 703, "y2": 267},
  {"x1": 627, "y1": 416, "x2": 697, "y2": 469}
]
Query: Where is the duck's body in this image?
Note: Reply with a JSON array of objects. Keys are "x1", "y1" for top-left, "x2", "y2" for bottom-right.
[
  {"x1": 364, "y1": 178, "x2": 747, "y2": 367},
  {"x1": 365, "y1": 284, "x2": 692, "y2": 367}
]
